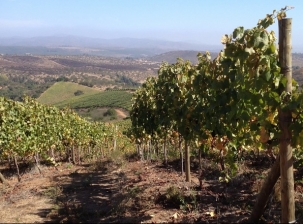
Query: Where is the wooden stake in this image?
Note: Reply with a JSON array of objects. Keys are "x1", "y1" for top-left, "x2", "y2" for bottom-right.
[
  {"x1": 249, "y1": 156, "x2": 280, "y2": 222},
  {"x1": 179, "y1": 136, "x2": 184, "y2": 175},
  {"x1": 13, "y1": 155, "x2": 21, "y2": 182},
  {"x1": 278, "y1": 18, "x2": 295, "y2": 223},
  {"x1": 33, "y1": 153, "x2": 42, "y2": 175},
  {"x1": 185, "y1": 140, "x2": 191, "y2": 182}
]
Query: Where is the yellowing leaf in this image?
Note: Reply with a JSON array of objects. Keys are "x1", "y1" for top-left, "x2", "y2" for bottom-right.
[
  {"x1": 221, "y1": 34, "x2": 229, "y2": 44},
  {"x1": 255, "y1": 134, "x2": 261, "y2": 141}
]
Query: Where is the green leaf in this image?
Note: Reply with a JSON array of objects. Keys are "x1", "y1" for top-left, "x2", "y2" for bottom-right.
[
  {"x1": 266, "y1": 44, "x2": 276, "y2": 54},
  {"x1": 233, "y1": 27, "x2": 244, "y2": 39},
  {"x1": 274, "y1": 76, "x2": 280, "y2": 88},
  {"x1": 253, "y1": 31, "x2": 269, "y2": 49},
  {"x1": 259, "y1": 56, "x2": 269, "y2": 66},
  {"x1": 265, "y1": 70, "x2": 271, "y2": 81},
  {"x1": 269, "y1": 92, "x2": 280, "y2": 103},
  {"x1": 240, "y1": 111, "x2": 250, "y2": 121},
  {"x1": 280, "y1": 76, "x2": 287, "y2": 87}
]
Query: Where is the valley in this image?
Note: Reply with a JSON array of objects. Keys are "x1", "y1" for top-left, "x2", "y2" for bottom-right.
[
  {"x1": 1, "y1": 48, "x2": 303, "y2": 223},
  {"x1": 2, "y1": 3, "x2": 303, "y2": 223},
  {"x1": 1, "y1": 50, "x2": 303, "y2": 121},
  {"x1": 1, "y1": 51, "x2": 303, "y2": 101}
]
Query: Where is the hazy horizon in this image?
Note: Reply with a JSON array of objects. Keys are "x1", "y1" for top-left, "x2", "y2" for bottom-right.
[{"x1": 1, "y1": 0, "x2": 303, "y2": 52}]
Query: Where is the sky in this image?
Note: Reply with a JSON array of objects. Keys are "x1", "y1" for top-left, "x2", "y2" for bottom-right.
[{"x1": 0, "y1": 0, "x2": 302, "y2": 52}]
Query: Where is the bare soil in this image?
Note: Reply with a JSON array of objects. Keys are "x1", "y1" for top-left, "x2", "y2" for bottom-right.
[
  {"x1": 1, "y1": 155, "x2": 303, "y2": 223},
  {"x1": 75, "y1": 107, "x2": 129, "y2": 122},
  {"x1": 115, "y1": 108, "x2": 129, "y2": 119}
]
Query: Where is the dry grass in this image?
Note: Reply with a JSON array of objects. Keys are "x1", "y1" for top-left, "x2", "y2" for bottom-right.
[{"x1": 0, "y1": 197, "x2": 53, "y2": 223}]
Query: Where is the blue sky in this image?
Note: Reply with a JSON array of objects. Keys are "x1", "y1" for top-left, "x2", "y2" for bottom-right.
[{"x1": 0, "y1": 0, "x2": 302, "y2": 51}]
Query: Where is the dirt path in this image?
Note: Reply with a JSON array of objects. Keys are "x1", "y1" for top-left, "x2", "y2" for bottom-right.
[
  {"x1": 1, "y1": 156, "x2": 303, "y2": 223},
  {"x1": 115, "y1": 108, "x2": 129, "y2": 119},
  {"x1": 0, "y1": 167, "x2": 59, "y2": 223}
]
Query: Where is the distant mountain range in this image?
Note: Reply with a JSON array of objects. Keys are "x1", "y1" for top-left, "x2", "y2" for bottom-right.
[{"x1": 0, "y1": 36, "x2": 222, "y2": 57}]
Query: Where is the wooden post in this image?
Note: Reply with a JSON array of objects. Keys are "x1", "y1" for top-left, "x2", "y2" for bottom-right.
[
  {"x1": 185, "y1": 140, "x2": 191, "y2": 182},
  {"x1": 163, "y1": 136, "x2": 167, "y2": 165},
  {"x1": 278, "y1": 18, "x2": 295, "y2": 223},
  {"x1": 179, "y1": 135, "x2": 184, "y2": 175},
  {"x1": 13, "y1": 155, "x2": 21, "y2": 182},
  {"x1": 249, "y1": 156, "x2": 280, "y2": 222},
  {"x1": 72, "y1": 146, "x2": 76, "y2": 164}
]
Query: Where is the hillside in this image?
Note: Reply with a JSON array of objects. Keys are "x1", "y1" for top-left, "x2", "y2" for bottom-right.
[
  {"x1": 37, "y1": 82, "x2": 132, "y2": 121},
  {"x1": 0, "y1": 54, "x2": 150, "y2": 101},
  {"x1": 1, "y1": 52, "x2": 303, "y2": 103},
  {"x1": 146, "y1": 50, "x2": 219, "y2": 64},
  {"x1": 293, "y1": 67, "x2": 303, "y2": 85},
  {"x1": 37, "y1": 82, "x2": 101, "y2": 105},
  {"x1": 53, "y1": 90, "x2": 133, "y2": 111}
]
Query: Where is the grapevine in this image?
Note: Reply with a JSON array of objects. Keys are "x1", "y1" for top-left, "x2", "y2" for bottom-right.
[
  {"x1": 0, "y1": 96, "x2": 133, "y2": 180},
  {"x1": 129, "y1": 7, "x2": 302, "y2": 181}
]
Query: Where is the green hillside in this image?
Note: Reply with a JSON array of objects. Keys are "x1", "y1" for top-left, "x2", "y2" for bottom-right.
[
  {"x1": 54, "y1": 90, "x2": 133, "y2": 111},
  {"x1": 37, "y1": 82, "x2": 101, "y2": 105}
]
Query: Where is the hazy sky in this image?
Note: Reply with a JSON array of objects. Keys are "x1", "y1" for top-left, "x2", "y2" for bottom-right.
[{"x1": 0, "y1": 0, "x2": 302, "y2": 51}]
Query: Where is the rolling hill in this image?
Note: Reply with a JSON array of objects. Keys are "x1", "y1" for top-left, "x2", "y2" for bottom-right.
[
  {"x1": 37, "y1": 82, "x2": 101, "y2": 105},
  {"x1": 53, "y1": 90, "x2": 133, "y2": 111},
  {"x1": 37, "y1": 81, "x2": 133, "y2": 121},
  {"x1": 37, "y1": 81, "x2": 133, "y2": 110}
]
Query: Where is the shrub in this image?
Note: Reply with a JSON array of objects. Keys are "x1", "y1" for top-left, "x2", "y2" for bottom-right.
[
  {"x1": 74, "y1": 90, "x2": 84, "y2": 96},
  {"x1": 103, "y1": 108, "x2": 117, "y2": 117}
]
